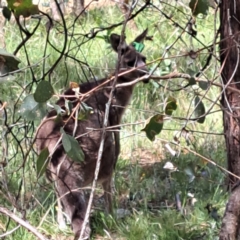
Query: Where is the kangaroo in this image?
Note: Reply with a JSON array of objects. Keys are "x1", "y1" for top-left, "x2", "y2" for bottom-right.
[{"x1": 35, "y1": 29, "x2": 148, "y2": 239}]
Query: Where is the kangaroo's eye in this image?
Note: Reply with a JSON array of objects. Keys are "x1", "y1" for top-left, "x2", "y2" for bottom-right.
[
  {"x1": 142, "y1": 57, "x2": 146, "y2": 63},
  {"x1": 121, "y1": 46, "x2": 129, "y2": 55}
]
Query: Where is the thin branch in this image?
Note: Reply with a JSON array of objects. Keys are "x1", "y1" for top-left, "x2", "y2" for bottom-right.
[
  {"x1": 0, "y1": 207, "x2": 48, "y2": 240},
  {"x1": 0, "y1": 225, "x2": 20, "y2": 237}
]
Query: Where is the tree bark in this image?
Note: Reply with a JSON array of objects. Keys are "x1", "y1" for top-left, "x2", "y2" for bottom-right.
[
  {"x1": 50, "y1": 0, "x2": 66, "y2": 21},
  {"x1": 219, "y1": 185, "x2": 240, "y2": 239},
  {"x1": 220, "y1": 1, "x2": 240, "y2": 239},
  {"x1": 220, "y1": 0, "x2": 240, "y2": 186},
  {"x1": 73, "y1": 0, "x2": 85, "y2": 16}
]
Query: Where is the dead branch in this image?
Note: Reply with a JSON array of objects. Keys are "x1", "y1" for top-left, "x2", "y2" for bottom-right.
[{"x1": 0, "y1": 206, "x2": 48, "y2": 240}]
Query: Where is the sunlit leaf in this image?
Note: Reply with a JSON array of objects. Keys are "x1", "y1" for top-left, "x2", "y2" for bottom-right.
[
  {"x1": 7, "y1": 0, "x2": 39, "y2": 18},
  {"x1": 165, "y1": 96, "x2": 177, "y2": 115},
  {"x1": 60, "y1": 128, "x2": 85, "y2": 162},
  {"x1": 163, "y1": 161, "x2": 178, "y2": 172},
  {"x1": 34, "y1": 81, "x2": 54, "y2": 103},
  {"x1": 19, "y1": 94, "x2": 47, "y2": 121},
  {"x1": 164, "y1": 59, "x2": 172, "y2": 67},
  {"x1": 194, "y1": 96, "x2": 205, "y2": 123},
  {"x1": 36, "y1": 148, "x2": 49, "y2": 178},
  {"x1": 141, "y1": 114, "x2": 164, "y2": 141},
  {"x1": 162, "y1": 52, "x2": 172, "y2": 69},
  {"x1": 184, "y1": 167, "x2": 195, "y2": 183},
  {"x1": 189, "y1": 0, "x2": 209, "y2": 16}
]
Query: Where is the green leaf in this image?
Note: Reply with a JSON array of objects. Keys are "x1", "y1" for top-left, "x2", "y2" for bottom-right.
[
  {"x1": 165, "y1": 96, "x2": 177, "y2": 115},
  {"x1": 194, "y1": 96, "x2": 205, "y2": 123},
  {"x1": 189, "y1": 0, "x2": 209, "y2": 16},
  {"x1": 7, "y1": 0, "x2": 39, "y2": 18},
  {"x1": 164, "y1": 59, "x2": 172, "y2": 67},
  {"x1": 198, "y1": 81, "x2": 209, "y2": 90},
  {"x1": 163, "y1": 53, "x2": 171, "y2": 67},
  {"x1": 184, "y1": 167, "x2": 195, "y2": 183},
  {"x1": 34, "y1": 81, "x2": 54, "y2": 103},
  {"x1": 65, "y1": 99, "x2": 73, "y2": 115},
  {"x1": 2, "y1": 7, "x2": 12, "y2": 21},
  {"x1": 0, "y1": 48, "x2": 20, "y2": 75},
  {"x1": 141, "y1": 114, "x2": 164, "y2": 141},
  {"x1": 37, "y1": 148, "x2": 49, "y2": 178},
  {"x1": 19, "y1": 94, "x2": 47, "y2": 121},
  {"x1": 52, "y1": 103, "x2": 63, "y2": 115},
  {"x1": 186, "y1": 68, "x2": 197, "y2": 86},
  {"x1": 78, "y1": 102, "x2": 93, "y2": 120},
  {"x1": 60, "y1": 128, "x2": 85, "y2": 162}
]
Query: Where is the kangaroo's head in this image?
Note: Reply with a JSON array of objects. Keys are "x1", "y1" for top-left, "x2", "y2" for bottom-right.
[{"x1": 110, "y1": 29, "x2": 149, "y2": 83}]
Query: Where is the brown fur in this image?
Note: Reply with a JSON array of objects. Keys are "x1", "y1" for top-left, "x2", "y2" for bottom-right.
[{"x1": 35, "y1": 30, "x2": 148, "y2": 239}]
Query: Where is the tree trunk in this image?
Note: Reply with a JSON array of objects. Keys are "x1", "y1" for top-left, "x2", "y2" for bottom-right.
[
  {"x1": 219, "y1": 185, "x2": 240, "y2": 239},
  {"x1": 73, "y1": 0, "x2": 85, "y2": 16},
  {"x1": 220, "y1": 1, "x2": 240, "y2": 239},
  {"x1": 220, "y1": 0, "x2": 240, "y2": 185},
  {"x1": 50, "y1": 0, "x2": 66, "y2": 21}
]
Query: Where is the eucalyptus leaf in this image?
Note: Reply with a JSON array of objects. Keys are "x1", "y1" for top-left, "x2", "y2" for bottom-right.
[
  {"x1": 19, "y1": 94, "x2": 47, "y2": 121},
  {"x1": 65, "y1": 99, "x2": 73, "y2": 115},
  {"x1": 184, "y1": 167, "x2": 196, "y2": 183},
  {"x1": 186, "y1": 68, "x2": 196, "y2": 86},
  {"x1": 198, "y1": 81, "x2": 209, "y2": 90},
  {"x1": 194, "y1": 96, "x2": 205, "y2": 124},
  {"x1": 34, "y1": 81, "x2": 54, "y2": 103},
  {"x1": 7, "y1": 0, "x2": 39, "y2": 18},
  {"x1": 60, "y1": 128, "x2": 85, "y2": 162},
  {"x1": 36, "y1": 148, "x2": 49, "y2": 178},
  {"x1": 141, "y1": 114, "x2": 164, "y2": 141},
  {"x1": 165, "y1": 96, "x2": 177, "y2": 115},
  {"x1": 189, "y1": 0, "x2": 209, "y2": 16},
  {"x1": 0, "y1": 48, "x2": 20, "y2": 74},
  {"x1": 2, "y1": 7, "x2": 12, "y2": 21},
  {"x1": 78, "y1": 102, "x2": 93, "y2": 120}
]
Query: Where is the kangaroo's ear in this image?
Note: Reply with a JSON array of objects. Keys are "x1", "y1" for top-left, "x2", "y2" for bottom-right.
[
  {"x1": 110, "y1": 34, "x2": 127, "y2": 52},
  {"x1": 133, "y1": 28, "x2": 148, "y2": 43}
]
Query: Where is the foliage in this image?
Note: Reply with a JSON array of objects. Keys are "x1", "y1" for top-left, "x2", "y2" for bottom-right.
[
  {"x1": 141, "y1": 114, "x2": 164, "y2": 141},
  {"x1": 0, "y1": 48, "x2": 20, "y2": 75},
  {"x1": 6, "y1": 0, "x2": 39, "y2": 19},
  {"x1": 61, "y1": 128, "x2": 85, "y2": 163},
  {"x1": 33, "y1": 80, "x2": 54, "y2": 103},
  {"x1": 19, "y1": 94, "x2": 47, "y2": 120},
  {"x1": 36, "y1": 147, "x2": 49, "y2": 177},
  {"x1": 189, "y1": 0, "x2": 209, "y2": 16}
]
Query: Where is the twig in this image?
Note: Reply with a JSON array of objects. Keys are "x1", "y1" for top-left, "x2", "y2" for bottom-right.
[
  {"x1": 0, "y1": 225, "x2": 20, "y2": 237},
  {"x1": 79, "y1": 2, "x2": 133, "y2": 239},
  {"x1": 0, "y1": 206, "x2": 47, "y2": 240}
]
